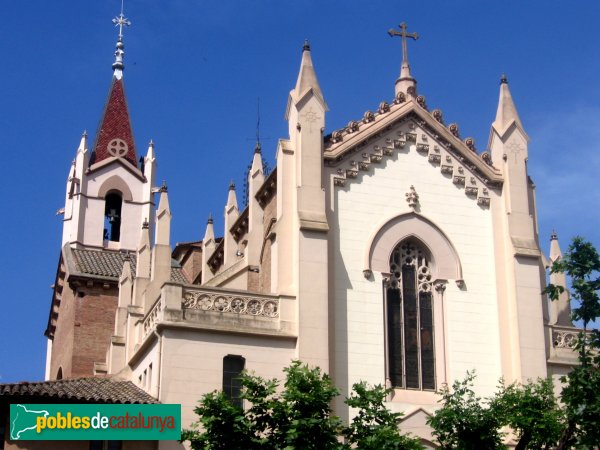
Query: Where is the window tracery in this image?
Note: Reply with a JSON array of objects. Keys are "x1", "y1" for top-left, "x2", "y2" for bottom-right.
[{"x1": 386, "y1": 240, "x2": 435, "y2": 390}]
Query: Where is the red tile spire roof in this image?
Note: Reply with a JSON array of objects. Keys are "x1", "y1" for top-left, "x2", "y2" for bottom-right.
[{"x1": 90, "y1": 77, "x2": 138, "y2": 168}]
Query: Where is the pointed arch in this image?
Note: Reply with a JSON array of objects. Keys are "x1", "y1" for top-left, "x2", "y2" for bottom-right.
[
  {"x1": 98, "y1": 175, "x2": 133, "y2": 201},
  {"x1": 365, "y1": 212, "x2": 462, "y2": 281}
]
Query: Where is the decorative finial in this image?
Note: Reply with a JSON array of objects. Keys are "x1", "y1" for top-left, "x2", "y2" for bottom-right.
[
  {"x1": 159, "y1": 180, "x2": 168, "y2": 193},
  {"x1": 82, "y1": 130, "x2": 88, "y2": 138},
  {"x1": 405, "y1": 185, "x2": 419, "y2": 209},
  {"x1": 388, "y1": 22, "x2": 419, "y2": 96},
  {"x1": 142, "y1": 218, "x2": 149, "y2": 229},
  {"x1": 550, "y1": 229, "x2": 558, "y2": 240},
  {"x1": 123, "y1": 250, "x2": 131, "y2": 261},
  {"x1": 229, "y1": 180, "x2": 236, "y2": 190},
  {"x1": 111, "y1": 1, "x2": 131, "y2": 79},
  {"x1": 303, "y1": 39, "x2": 310, "y2": 52},
  {"x1": 149, "y1": 139, "x2": 154, "y2": 147},
  {"x1": 255, "y1": 97, "x2": 262, "y2": 153},
  {"x1": 207, "y1": 213, "x2": 213, "y2": 224},
  {"x1": 388, "y1": 22, "x2": 419, "y2": 66},
  {"x1": 500, "y1": 74, "x2": 508, "y2": 84}
]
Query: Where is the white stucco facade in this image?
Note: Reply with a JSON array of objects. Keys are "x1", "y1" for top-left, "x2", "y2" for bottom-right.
[{"x1": 48, "y1": 35, "x2": 582, "y2": 450}]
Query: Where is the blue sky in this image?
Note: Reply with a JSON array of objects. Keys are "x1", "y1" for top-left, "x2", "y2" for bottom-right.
[{"x1": 0, "y1": 1, "x2": 598, "y2": 383}]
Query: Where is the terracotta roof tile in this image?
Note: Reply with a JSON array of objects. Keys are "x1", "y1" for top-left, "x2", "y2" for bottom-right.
[
  {"x1": 91, "y1": 78, "x2": 138, "y2": 167},
  {"x1": 70, "y1": 248, "x2": 188, "y2": 283},
  {"x1": 0, "y1": 378, "x2": 157, "y2": 404}
]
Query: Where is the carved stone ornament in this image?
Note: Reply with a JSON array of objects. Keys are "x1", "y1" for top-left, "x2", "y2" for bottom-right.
[
  {"x1": 440, "y1": 165, "x2": 453, "y2": 175},
  {"x1": 432, "y1": 109, "x2": 444, "y2": 124},
  {"x1": 453, "y1": 175, "x2": 466, "y2": 185},
  {"x1": 481, "y1": 152, "x2": 493, "y2": 166},
  {"x1": 362, "y1": 110, "x2": 375, "y2": 123},
  {"x1": 331, "y1": 130, "x2": 343, "y2": 143},
  {"x1": 552, "y1": 330, "x2": 578, "y2": 348},
  {"x1": 416, "y1": 143, "x2": 429, "y2": 153},
  {"x1": 405, "y1": 132, "x2": 417, "y2": 142},
  {"x1": 448, "y1": 123, "x2": 460, "y2": 138},
  {"x1": 465, "y1": 137, "x2": 476, "y2": 152},
  {"x1": 405, "y1": 185, "x2": 419, "y2": 209},
  {"x1": 394, "y1": 139, "x2": 406, "y2": 149},
  {"x1": 416, "y1": 95, "x2": 427, "y2": 109},
  {"x1": 107, "y1": 138, "x2": 128, "y2": 157},
  {"x1": 347, "y1": 120, "x2": 360, "y2": 133},
  {"x1": 394, "y1": 91, "x2": 406, "y2": 104},
  {"x1": 183, "y1": 291, "x2": 279, "y2": 318},
  {"x1": 477, "y1": 197, "x2": 490, "y2": 207},
  {"x1": 465, "y1": 186, "x2": 478, "y2": 196},
  {"x1": 378, "y1": 101, "x2": 390, "y2": 114},
  {"x1": 428, "y1": 153, "x2": 441, "y2": 163}
]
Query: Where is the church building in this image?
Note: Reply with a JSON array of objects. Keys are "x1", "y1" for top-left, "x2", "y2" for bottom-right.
[{"x1": 25, "y1": 14, "x2": 581, "y2": 449}]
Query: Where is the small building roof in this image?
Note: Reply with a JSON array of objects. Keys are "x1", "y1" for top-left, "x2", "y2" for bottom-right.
[
  {"x1": 70, "y1": 247, "x2": 188, "y2": 284},
  {"x1": 0, "y1": 377, "x2": 157, "y2": 404}
]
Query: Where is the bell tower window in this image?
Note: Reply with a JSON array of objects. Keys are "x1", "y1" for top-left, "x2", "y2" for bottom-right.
[
  {"x1": 386, "y1": 240, "x2": 435, "y2": 390},
  {"x1": 103, "y1": 192, "x2": 122, "y2": 242}
]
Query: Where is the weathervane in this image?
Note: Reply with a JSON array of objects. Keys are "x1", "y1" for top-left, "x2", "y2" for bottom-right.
[
  {"x1": 112, "y1": 0, "x2": 131, "y2": 41},
  {"x1": 388, "y1": 22, "x2": 418, "y2": 65}
]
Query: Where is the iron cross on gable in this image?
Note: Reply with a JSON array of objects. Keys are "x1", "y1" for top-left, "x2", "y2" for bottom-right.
[{"x1": 388, "y1": 22, "x2": 419, "y2": 63}]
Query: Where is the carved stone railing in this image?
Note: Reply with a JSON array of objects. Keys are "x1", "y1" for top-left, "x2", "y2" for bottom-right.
[
  {"x1": 142, "y1": 298, "x2": 163, "y2": 338},
  {"x1": 182, "y1": 289, "x2": 279, "y2": 318},
  {"x1": 552, "y1": 329, "x2": 579, "y2": 349}
]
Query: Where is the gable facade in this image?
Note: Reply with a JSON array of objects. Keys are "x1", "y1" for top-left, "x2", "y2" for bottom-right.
[{"x1": 42, "y1": 25, "x2": 580, "y2": 449}]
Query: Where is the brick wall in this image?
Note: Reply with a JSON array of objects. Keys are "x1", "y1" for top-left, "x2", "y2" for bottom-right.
[{"x1": 50, "y1": 280, "x2": 118, "y2": 379}]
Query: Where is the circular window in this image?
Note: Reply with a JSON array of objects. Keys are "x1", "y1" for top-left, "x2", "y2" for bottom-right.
[{"x1": 107, "y1": 138, "x2": 128, "y2": 157}]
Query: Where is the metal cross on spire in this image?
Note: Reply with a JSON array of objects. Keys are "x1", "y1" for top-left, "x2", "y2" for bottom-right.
[
  {"x1": 388, "y1": 22, "x2": 419, "y2": 65},
  {"x1": 111, "y1": 1, "x2": 131, "y2": 79},
  {"x1": 112, "y1": 0, "x2": 131, "y2": 41}
]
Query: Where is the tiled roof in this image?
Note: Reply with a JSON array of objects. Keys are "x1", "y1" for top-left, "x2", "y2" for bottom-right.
[
  {"x1": 0, "y1": 378, "x2": 157, "y2": 404},
  {"x1": 91, "y1": 78, "x2": 138, "y2": 167},
  {"x1": 70, "y1": 248, "x2": 188, "y2": 283}
]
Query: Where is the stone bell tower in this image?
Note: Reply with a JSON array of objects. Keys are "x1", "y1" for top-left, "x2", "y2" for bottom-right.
[
  {"x1": 46, "y1": 9, "x2": 161, "y2": 380},
  {"x1": 60, "y1": 13, "x2": 155, "y2": 252}
]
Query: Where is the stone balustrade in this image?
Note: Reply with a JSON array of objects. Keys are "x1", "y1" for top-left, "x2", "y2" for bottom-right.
[{"x1": 182, "y1": 288, "x2": 279, "y2": 318}]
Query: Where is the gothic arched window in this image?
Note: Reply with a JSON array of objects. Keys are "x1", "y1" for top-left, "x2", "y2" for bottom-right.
[
  {"x1": 103, "y1": 192, "x2": 122, "y2": 242},
  {"x1": 386, "y1": 239, "x2": 435, "y2": 390}
]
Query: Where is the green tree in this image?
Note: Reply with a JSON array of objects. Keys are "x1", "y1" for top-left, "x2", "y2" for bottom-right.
[
  {"x1": 493, "y1": 378, "x2": 564, "y2": 450},
  {"x1": 545, "y1": 236, "x2": 600, "y2": 449},
  {"x1": 427, "y1": 373, "x2": 564, "y2": 449},
  {"x1": 427, "y1": 371, "x2": 505, "y2": 450},
  {"x1": 182, "y1": 361, "x2": 423, "y2": 449},
  {"x1": 343, "y1": 381, "x2": 423, "y2": 450}
]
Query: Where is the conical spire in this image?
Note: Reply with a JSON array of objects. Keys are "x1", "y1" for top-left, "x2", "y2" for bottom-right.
[
  {"x1": 204, "y1": 214, "x2": 215, "y2": 242},
  {"x1": 155, "y1": 187, "x2": 171, "y2": 246},
  {"x1": 292, "y1": 40, "x2": 326, "y2": 105},
  {"x1": 89, "y1": 7, "x2": 137, "y2": 168},
  {"x1": 548, "y1": 231, "x2": 573, "y2": 326},
  {"x1": 90, "y1": 73, "x2": 138, "y2": 168},
  {"x1": 493, "y1": 75, "x2": 523, "y2": 134},
  {"x1": 227, "y1": 181, "x2": 238, "y2": 208},
  {"x1": 549, "y1": 230, "x2": 562, "y2": 262}
]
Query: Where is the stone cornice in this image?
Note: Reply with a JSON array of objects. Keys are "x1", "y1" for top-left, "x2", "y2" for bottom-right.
[{"x1": 324, "y1": 97, "x2": 502, "y2": 187}]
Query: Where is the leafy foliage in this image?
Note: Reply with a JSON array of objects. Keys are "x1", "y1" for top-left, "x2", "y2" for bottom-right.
[
  {"x1": 493, "y1": 378, "x2": 564, "y2": 449},
  {"x1": 182, "y1": 361, "x2": 423, "y2": 450},
  {"x1": 427, "y1": 371, "x2": 504, "y2": 450},
  {"x1": 427, "y1": 374, "x2": 564, "y2": 450},
  {"x1": 344, "y1": 382, "x2": 423, "y2": 450}
]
